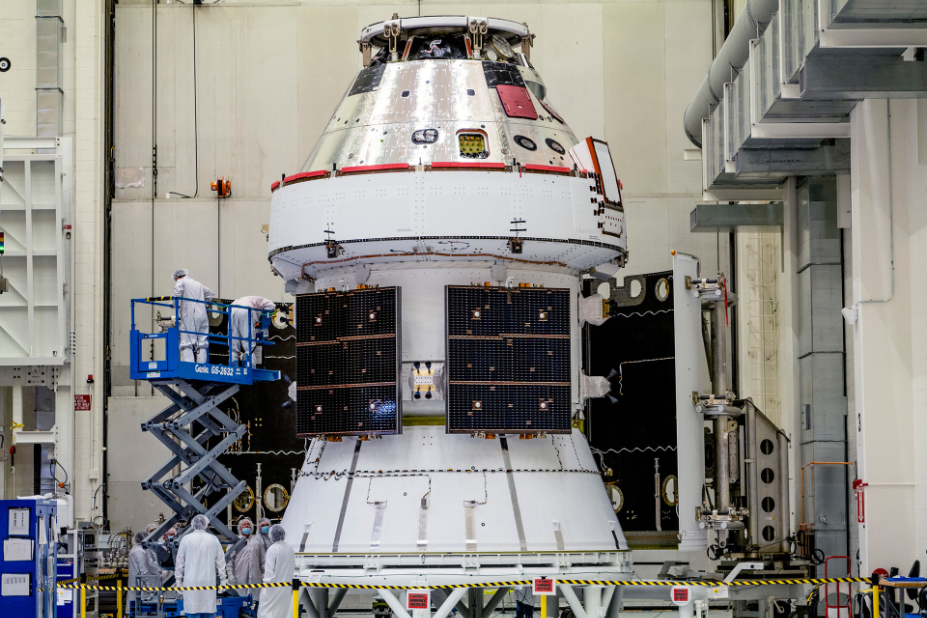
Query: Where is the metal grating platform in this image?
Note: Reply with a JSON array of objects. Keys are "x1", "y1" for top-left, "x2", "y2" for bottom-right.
[
  {"x1": 296, "y1": 287, "x2": 401, "y2": 436},
  {"x1": 446, "y1": 286, "x2": 571, "y2": 434}
]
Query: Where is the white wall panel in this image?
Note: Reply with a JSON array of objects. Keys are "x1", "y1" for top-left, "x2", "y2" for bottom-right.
[
  {"x1": 664, "y1": 1, "x2": 713, "y2": 195},
  {"x1": 849, "y1": 98, "x2": 922, "y2": 572},
  {"x1": 604, "y1": 2, "x2": 667, "y2": 196},
  {"x1": 110, "y1": 198, "x2": 284, "y2": 387},
  {"x1": 0, "y1": 3, "x2": 38, "y2": 137},
  {"x1": 623, "y1": 196, "x2": 729, "y2": 277},
  {"x1": 105, "y1": 396, "x2": 174, "y2": 532}
]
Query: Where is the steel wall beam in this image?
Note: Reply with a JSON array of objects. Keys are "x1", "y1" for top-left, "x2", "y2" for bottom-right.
[
  {"x1": 800, "y1": 54, "x2": 927, "y2": 99},
  {"x1": 735, "y1": 141, "x2": 851, "y2": 177},
  {"x1": 690, "y1": 202, "x2": 783, "y2": 231}
]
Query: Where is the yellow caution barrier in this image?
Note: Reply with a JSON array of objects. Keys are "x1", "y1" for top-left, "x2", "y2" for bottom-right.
[{"x1": 57, "y1": 576, "x2": 870, "y2": 593}]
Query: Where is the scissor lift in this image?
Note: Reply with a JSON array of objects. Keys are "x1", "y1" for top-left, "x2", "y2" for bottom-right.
[{"x1": 129, "y1": 297, "x2": 281, "y2": 547}]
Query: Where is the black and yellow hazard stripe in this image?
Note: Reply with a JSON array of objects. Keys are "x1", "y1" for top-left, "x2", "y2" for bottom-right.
[
  {"x1": 58, "y1": 571, "x2": 126, "y2": 585},
  {"x1": 55, "y1": 577, "x2": 870, "y2": 593}
]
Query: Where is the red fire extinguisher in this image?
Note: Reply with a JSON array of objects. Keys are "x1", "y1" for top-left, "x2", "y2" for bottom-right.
[{"x1": 853, "y1": 479, "x2": 868, "y2": 523}]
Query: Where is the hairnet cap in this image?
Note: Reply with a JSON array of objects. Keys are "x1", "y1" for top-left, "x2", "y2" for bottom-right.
[
  {"x1": 173, "y1": 269, "x2": 189, "y2": 279},
  {"x1": 191, "y1": 514, "x2": 210, "y2": 531},
  {"x1": 134, "y1": 530, "x2": 147, "y2": 544},
  {"x1": 269, "y1": 524, "x2": 286, "y2": 543},
  {"x1": 237, "y1": 517, "x2": 254, "y2": 535},
  {"x1": 259, "y1": 517, "x2": 271, "y2": 527},
  {"x1": 146, "y1": 523, "x2": 157, "y2": 533}
]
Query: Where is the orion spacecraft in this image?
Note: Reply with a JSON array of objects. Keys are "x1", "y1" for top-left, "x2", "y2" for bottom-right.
[{"x1": 271, "y1": 15, "x2": 643, "y2": 585}]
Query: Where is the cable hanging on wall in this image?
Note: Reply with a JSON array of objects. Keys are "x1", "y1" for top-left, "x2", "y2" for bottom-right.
[{"x1": 166, "y1": 4, "x2": 200, "y2": 199}]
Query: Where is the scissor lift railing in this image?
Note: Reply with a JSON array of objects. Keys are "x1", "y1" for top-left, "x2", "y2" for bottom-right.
[
  {"x1": 130, "y1": 297, "x2": 281, "y2": 548},
  {"x1": 130, "y1": 296, "x2": 280, "y2": 384}
]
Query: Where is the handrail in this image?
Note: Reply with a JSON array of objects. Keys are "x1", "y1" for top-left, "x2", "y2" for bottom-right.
[{"x1": 130, "y1": 296, "x2": 276, "y2": 373}]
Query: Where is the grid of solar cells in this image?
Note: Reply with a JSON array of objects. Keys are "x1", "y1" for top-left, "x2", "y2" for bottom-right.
[
  {"x1": 446, "y1": 286, "x2": 571, "y2": 434},
  {"x1": 296, "y1": 288, "x2": 400, "y2": 436}
]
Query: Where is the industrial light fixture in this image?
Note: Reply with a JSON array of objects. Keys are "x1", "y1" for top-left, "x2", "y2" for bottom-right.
[{"x1": 210, "y1": 177, "x2": 231, "y2": 198}]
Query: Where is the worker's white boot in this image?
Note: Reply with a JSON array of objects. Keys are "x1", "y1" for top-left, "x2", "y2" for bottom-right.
[
  {"x1": 180, "y1": 348, "x2": 195, "y2": 363},
  {"x1": 196, "y1": 348, "x2": 208, "y2": 364}
]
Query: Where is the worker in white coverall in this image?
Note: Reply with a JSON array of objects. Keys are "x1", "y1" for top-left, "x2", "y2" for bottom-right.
[
  {"x1": 258, "y1": 524, "x2": 295, "y2": 618},
  {"x1": 258, "y1": 518, "x2": 273, "y2": 550},
  {"x1": 128, "y1": 530, "x2": 160, "y2": 606},
  {"x1": 228, "y1": 517, "x2": 266, "y2": 604},
  {"x1": 229, "y1": 296, "x2": 275, "y2": 365},
  {"x1": 175, "y1": 514, "x2": 227, "y2": 618},
  {"x1": 172, "y1": 269, "x2": 215, "y2": 364}
]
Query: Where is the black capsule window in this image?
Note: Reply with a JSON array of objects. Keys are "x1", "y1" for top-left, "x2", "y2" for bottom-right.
[
  {"x1": 412, "y1": 129, "x2": 439, "y2": 144},
  {"x1": 514, "y1": 135, "x2": 537, "y2": 151},
  {"x1": 401, "y1": 90, "x2": 410, "y2": 98},
  {"x1": 546, "y1": 138, "x2": 566, "y2": 155},
  {"x1": 467, "y1": 89, "x2": 475, "y2": 96}
]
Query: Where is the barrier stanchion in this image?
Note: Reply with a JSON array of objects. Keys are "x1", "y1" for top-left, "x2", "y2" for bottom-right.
[
  {"x1": 541, "y1": 592, "x2": 547, "y2": 618},
  {"x1": 293, "y1": 578, "x2": 301, "y2": 618},
  {"x1": 872, "y1": 574, "x2": 880, "y2": 618},
  {"x1": 80, "y1": 573, "x2": 87, "y2": 618},
  {"x1": 117, "y1": 577, "x2": 123, "y2": 618}
]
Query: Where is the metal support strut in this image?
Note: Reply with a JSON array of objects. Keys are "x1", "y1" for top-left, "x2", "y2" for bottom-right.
[{"x1": 139, "y1": 377, "x2": 247, "y2": 546}]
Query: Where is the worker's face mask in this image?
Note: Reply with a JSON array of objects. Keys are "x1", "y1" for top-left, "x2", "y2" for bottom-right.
[
  {"x1": 261, "y1": 526, "x2": 269, "y2": 535},
  {"x1": 241, "y1": 527, "x2": 252, "y2": 536}
]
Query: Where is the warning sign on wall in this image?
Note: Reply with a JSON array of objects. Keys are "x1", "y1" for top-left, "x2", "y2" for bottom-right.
[
  {"x1": 533, "y1": 578, "x2": 556, "y2": 595},
  {"x1": 406, "y1": 590, "x2": 430, "y2": 610},
  {"x1": 74, "y1": 395, "x2": 92, "y2": 411}
]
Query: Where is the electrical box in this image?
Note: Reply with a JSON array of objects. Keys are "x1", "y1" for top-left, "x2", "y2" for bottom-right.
[{"x1": 0, "y1": 499, "x2": 58, "y2": 618}]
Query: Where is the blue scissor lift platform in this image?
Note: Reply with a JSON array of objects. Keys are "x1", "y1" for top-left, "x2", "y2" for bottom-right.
[{"x1": 130, "y1": 296, "x2": 281, "y2": 547}]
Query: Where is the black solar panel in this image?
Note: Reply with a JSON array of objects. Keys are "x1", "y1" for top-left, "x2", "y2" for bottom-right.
[
  {"x1": 296, "y1": 287, "x2": 401, "y2": 436},
  {"x1": 446, "y1": 286, "x2": 572, "y2": 434}
]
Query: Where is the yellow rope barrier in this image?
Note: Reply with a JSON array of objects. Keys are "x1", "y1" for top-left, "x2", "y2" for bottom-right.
[{"x1": 56, "y1": 577, "x2": 870, "y2": 593}]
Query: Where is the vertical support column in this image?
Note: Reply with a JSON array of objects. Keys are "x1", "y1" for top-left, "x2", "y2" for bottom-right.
[
  {"x1": 72, "y1": 0, "x2": 106, "y2": 522},
  {"x1": 606, "y1": 587, "x2": 623, "y2": 618},
  {"x1": 469, "y1": 588, "x2": 483, "y2": 618},
  {"x1": 795, "y1": 177, "x2": 848, "y2": 570},
  {"x1": 548, "y1": 591, "x2": 559, "y2": 618},
  {"x1": 585, "y1": 587, "x2": 603, "y2": 618},
  {"x1": 311, "y1": 587, "x2": 329, "y2": 618},
  {"x1": 25, "y1": 160, "x2": 35, "y2": 355},
  {"x1": 256, "y1": 462, "x2": 264, "y2": 522},
  {"x1": 712, "y1": 284, "x2": 731, "y2": 513},
  {"x1": 11, "y1": 382, "x2": 23, "y2": 439},
  {"x1": 673, "y1": 254, "x2": 709, "y2": 551}
]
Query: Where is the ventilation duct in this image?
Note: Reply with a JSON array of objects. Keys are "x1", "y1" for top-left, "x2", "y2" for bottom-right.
[{"x1": 683, "y1": 0, "x2": 778, "y2": 147}]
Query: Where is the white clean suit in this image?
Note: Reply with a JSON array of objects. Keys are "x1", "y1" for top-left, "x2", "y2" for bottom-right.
[
  {"x1": 175, "y1": 528, "x2": 227, "y2": 614},
  {"x1": 257, "y1": 540, "x2": 295, "y2": 618},
  {"x1": 229, "y1": 296, "x2": 275, "y2": 364},
  {"x1": 173, "y1": 275, "x2": 215, "y2": 363},
  {"x1": 128, "y1": 543, "x2": 159, "y2": 605}
]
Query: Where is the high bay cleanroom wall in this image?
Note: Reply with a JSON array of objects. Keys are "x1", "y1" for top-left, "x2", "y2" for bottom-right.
[{"x1": 7, "y1": 0, "x2": 925, "y2": 579}]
